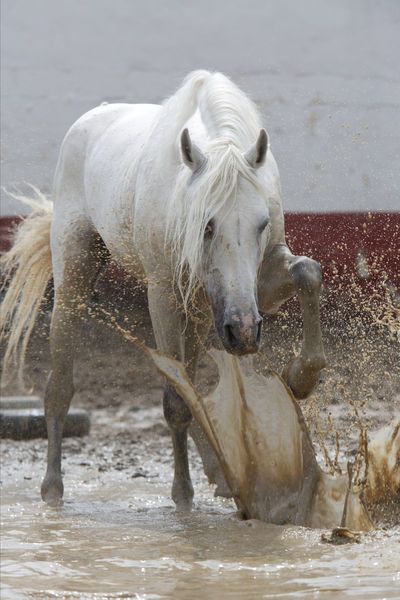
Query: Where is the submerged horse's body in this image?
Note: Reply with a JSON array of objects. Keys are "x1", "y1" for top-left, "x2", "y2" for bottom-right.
[{"x1": 1, "y1": 71, "x2": 326, "y2": 508}]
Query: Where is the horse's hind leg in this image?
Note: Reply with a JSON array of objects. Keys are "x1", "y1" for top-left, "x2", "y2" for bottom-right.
[
  {"x1": 41, "y1": 223, "x2": 107, "y2": 505},
  {"x1": 258, "y1": 244, "x2": 326, "y2": 399}
]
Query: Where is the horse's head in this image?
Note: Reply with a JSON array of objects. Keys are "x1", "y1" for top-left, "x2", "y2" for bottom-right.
[{"x1": 179, "y1": 128, "x2": 270, "y2": 355}]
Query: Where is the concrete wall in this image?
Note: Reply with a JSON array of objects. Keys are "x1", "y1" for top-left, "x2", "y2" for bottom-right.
[{"x1": 1, "y1": 0, "x2": 399, "y2": 215}]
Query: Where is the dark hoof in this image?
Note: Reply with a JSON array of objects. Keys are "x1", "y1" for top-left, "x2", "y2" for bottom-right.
[
  {"x1": 286, "y1": 373, "x2": 320, "y2": 400},
  {"x1": 174, "y1": 497, "x2": 194, "y2": 513},
  {"x1": 282, "y1": 356, "x2": 326, "y2": 400},
  {"x1": 214, "y1": 480, "x2": 233, "y2": 499},
  {"x1": 172, "y1": 481, "x2": 194, "y2": 512},
  {"x1": 41, "y1": 475, "x2": 64, "y2": 506}
]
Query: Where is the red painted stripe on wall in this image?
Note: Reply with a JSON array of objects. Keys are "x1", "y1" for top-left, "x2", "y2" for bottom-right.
[
  {"x1": 285, "y1": 212, "x2": 399, "y2": 288},
  {"x1": 1, "y1": 212, "x2": 399, "y2": 289}
]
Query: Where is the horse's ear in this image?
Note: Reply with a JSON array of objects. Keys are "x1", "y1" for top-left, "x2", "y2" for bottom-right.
[
  {"x1": 245, "y1": 129, "x2": 268, "y2": 169},
  {"x1": 180, "y1": 128, "x2": 206, "y2": 172}
]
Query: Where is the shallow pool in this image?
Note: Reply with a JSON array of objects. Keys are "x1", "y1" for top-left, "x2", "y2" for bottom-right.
[{"x1": 1, "y1": 460, "x2": 399, "y2": 600}]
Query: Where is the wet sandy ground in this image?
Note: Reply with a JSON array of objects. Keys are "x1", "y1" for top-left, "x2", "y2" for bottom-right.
[
  {"x1": 2, "y1": 453, "x2": 399, "y2": 600},
  {"x1": 1, "y1": 290, "x2": 399, "y2": 599}
]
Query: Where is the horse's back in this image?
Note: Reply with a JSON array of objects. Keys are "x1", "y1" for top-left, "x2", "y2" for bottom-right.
[
  {"x1": 54, "y1": 102, "x2": 160, "y2": 199},
  {"x1": 52, "y1": 103, "x2": 161, "y2": 262}
]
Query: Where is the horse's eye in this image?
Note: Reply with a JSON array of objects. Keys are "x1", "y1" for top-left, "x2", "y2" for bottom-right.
[{"x1": 204, "y1": 220, "x2": 214, "y2": 238}]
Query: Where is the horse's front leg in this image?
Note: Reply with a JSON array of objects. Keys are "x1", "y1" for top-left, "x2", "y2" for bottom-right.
[
  {"x1": 147, "y1": 282, "x2": 194, "y2": 511},
  {"x1": 258, "y1": 244, "x2": 326, "y2": 399},
  {"x1": 183, "y1": 308, "x2": 231, "y2": 498},
  {"x1": 162, "y1": 382, "x2": 193, "y2": 510}
]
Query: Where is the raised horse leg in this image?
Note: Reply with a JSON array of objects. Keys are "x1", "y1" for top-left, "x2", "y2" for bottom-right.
[
  {"x1": 258, "y1": 243, "x2": 326, "y2": 399},
  {"x1": 41, "y1": 224, "x2": 107, "y2": 505}
]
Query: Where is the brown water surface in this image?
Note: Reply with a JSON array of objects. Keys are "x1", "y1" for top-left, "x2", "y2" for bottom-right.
[{"x1": 2, "y1": 459, "x2": 399, "y2": 600}]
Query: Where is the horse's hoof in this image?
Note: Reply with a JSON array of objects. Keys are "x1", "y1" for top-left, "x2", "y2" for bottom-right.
[
  {"x1": 214, "y1": 480, "x2": 233, "y2": 499},
  {"x1": 41, "y1": 475, "x2": 64, "y2": 506},
  {"x1": 174, "y1": 497, "x2": 193, "y2": 513},
  {"x1": 282, "y1": 355, "x2": 325, "y2": 400},
  {"x1": 172, "y1": 481, "x2": 194, "y2": 512},
  {"x1": 213, "y1": 469, "x2": 233, "y2": 498}
]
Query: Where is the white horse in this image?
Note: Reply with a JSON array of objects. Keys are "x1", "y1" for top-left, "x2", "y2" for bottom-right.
[{"x1": 1, "y1": 70, "x2": 326, "y2": 508}]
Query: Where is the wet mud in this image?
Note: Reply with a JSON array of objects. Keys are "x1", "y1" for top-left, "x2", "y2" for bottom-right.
[
  {"x1": 1, "y1": 289, "x2": 399, "y2": 598},
  {"x1": 2, "y1": 461, "x2": 400, "y2": 600}
]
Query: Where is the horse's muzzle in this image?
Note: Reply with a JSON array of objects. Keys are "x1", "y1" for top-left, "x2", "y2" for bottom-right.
[{"x1": 221, "y1": 314, "x2": 262, "y2": 355}]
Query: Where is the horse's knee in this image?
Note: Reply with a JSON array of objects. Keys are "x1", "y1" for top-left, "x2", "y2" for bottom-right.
[
  {"x1": 163, "y1": 383, "x2": 192, "y2": 432},
  {"x1": 289, "y1": 257, "x2": 322, "y2": 295}
]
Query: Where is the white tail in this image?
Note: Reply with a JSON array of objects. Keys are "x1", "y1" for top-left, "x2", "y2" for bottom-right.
[{"x1": 0, "y1": 187, "x2": 53, "y2": 387}]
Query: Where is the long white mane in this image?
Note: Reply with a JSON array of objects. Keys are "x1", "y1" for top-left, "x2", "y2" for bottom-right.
[{"x1": 155, "y1": 70, "x2": 267, "y2": 308}]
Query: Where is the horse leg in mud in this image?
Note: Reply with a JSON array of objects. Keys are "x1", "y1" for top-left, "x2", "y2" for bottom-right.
[
  {"x1": 178, "y1": 308, "x2": 231, "y2": 498},
  {"x1": 258, "y1": 244, "x2": 326, "y2": 399},
  {"x1": 41, "y1": 226, "x2": 107, "y2": 505},
  {"x1": 189, "y1": 422, "x2": 231, "y2": 498},
  {"x1": 148, "y1": 283, "x2": 229, "y2": 508},
  {"x1": 147, "y1": 283, "x2": 195, "y2": 511},
  {"x1": 184, "y1": 319, "x2": 232, "y2": 499}
]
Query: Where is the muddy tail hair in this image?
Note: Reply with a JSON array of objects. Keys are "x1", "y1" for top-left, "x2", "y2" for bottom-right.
[{"x1": 0, "y1": 187, "x2": 53, "y2": 387}]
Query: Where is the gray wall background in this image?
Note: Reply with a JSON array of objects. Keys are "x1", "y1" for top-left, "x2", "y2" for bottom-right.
[{"x1": 1, "y1": 0, "x2": 399, "y2": 215}]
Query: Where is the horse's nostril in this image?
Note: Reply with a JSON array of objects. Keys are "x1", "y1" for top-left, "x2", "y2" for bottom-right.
[
  {"x1": 223, "y1": 318, "x2": 262, "y2": 349},
  {"x1": 224, "y1": 323, "x2": 237, "y2": 346},
  {"x1": 256, "y1": 319, "x2": 262, "y2": 344}
]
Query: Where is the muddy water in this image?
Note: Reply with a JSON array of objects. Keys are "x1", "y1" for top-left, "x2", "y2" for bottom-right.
[{"x1": 2, "y1": 460, "x2": 399, "y2": 600}]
